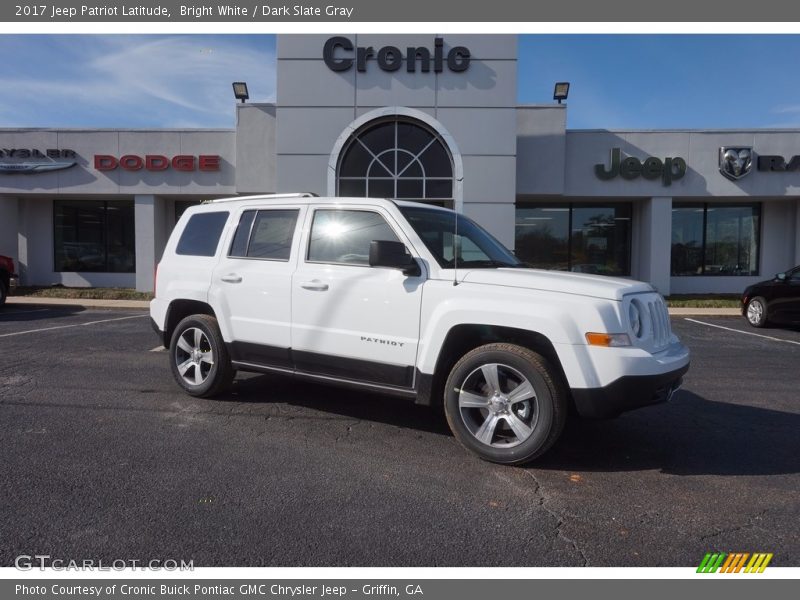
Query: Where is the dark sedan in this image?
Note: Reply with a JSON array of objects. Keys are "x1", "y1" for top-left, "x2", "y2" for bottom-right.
[{"x1": 742, "y1": 266, "x2": 800, "y2": 327}]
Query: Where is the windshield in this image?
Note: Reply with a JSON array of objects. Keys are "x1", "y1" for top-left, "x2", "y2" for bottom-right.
[{"x1": 399, "y1": 206, "x2": 522, "y2": 269}]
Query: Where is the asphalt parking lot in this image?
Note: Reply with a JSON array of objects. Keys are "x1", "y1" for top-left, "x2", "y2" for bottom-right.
[{"x1": 0, "y1": 306, "x2": 798, "y2": 567}]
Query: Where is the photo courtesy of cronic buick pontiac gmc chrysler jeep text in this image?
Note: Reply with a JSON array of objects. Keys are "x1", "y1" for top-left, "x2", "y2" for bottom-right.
[{"x1": 150, "y1": 194, "x2": 690, "y2": 465}]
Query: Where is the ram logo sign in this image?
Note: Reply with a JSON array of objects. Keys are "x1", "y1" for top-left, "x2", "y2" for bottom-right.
[{"x1": 719, "y1": 147, "x2": 754, "y2": 181}]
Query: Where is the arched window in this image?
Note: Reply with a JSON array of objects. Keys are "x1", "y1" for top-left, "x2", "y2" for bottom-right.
[{"x1": 336, "y1": 118, "x2": 454, "y2": 202}]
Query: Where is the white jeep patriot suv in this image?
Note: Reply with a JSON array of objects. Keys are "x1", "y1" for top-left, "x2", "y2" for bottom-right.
[{"x1": 150, "y1": 193, "x2": 689, "y2": 465}]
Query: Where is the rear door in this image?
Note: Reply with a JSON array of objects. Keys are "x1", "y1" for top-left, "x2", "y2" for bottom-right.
[
  {"x1": 290, "y1": 206, "x2": 425, "y2": 389},
  {"x1": 210, "y1": 206, "x2": 305, "y2": 368}
]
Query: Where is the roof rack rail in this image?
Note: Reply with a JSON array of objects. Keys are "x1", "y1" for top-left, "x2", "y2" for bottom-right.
[{"x1": 204, "y1": 192, "x2": 319, "y2": 204}]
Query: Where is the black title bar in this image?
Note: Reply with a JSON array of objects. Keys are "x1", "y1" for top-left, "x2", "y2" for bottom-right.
[{"x1": 4, "y1": 0, "x2": 800, "y2": 22}]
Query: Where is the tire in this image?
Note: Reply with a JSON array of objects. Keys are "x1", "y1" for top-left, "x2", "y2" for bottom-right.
[
  {"x1": 169, "y1": 314, "x2": 235, "y2": 398},
  {"x1": 0, "y1": 279, "x2": 7, "y2": 307},
  {"x1": 443, "y1": 343, "x2": 567, "y2": 465},
  {"x1": 745, "y1": 296, "x2": 768, "y2": 328}
]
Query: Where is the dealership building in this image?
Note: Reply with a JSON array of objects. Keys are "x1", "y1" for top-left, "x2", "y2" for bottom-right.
[{"x1": 1, "y1": 34, "x2": 800, "y2": 294}]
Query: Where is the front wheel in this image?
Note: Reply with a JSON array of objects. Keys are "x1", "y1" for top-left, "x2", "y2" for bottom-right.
[
  {"x1": 0, "y1": 279, "x2": 7, "y2": 306},
  {"x1": 745, "y1": 296, "x2": 768, "y2": 328},
  {"x1": 169, "y1": 314, "x2": 234, "y2": 397},
  {"x1": 443, "y1": 343, "x2": 567, "y2": 465}
]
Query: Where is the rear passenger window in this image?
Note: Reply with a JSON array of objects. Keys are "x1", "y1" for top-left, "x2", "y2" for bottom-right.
[
  {"x1": 308, "y1": 209, "x2": 400, "y2": 265},
  {"x1": 228, "y1": 209, "x2": 299, "y2": 261},
  {"x1": 176, "y1": 212, "x2": 229, "y2": 257},
  {"x1": 229, "y1": 210, "x2": 256, "y2": 257}
]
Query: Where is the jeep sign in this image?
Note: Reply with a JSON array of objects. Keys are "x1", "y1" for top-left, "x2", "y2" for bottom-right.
[{"x1": 595, "y1": 148, "x2": 686, "y2": 186}]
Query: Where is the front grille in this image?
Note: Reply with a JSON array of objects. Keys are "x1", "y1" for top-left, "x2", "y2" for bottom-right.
[{"x1": 646, "y1": 297, "x2": 671, "y2": 349}]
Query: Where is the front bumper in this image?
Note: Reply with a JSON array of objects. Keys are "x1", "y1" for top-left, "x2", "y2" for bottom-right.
[{"x1": 571, "y1": 363, "x2": 689, "y2": 419}]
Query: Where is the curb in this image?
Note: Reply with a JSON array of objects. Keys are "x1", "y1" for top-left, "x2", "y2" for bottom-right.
[
  {"x1": 6, "y1": 296, "x2": 741, "y2": 316},
  {"x1": 7, "y1": 297, "x2": 150, "y2": 309},
  {"x1": 667, "y1": 307, "x2": 740, "y2": 316}
]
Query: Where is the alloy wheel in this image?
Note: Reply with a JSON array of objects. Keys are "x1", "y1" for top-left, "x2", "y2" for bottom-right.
[
  {"x1": 458, "y1": 362, "x2": 539, "y2": 448},
  {"x1": 174, "y1": 327, "x2": 215, "y2": 386}
]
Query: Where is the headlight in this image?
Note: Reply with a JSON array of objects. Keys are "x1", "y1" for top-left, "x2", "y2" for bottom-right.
[{"x1": 629, "y1": 301, "x2": 643, "y2": 338}]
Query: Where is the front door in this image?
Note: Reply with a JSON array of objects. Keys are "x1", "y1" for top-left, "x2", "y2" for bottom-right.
[{"x1": 291, "y1": 207, "x2": 425, "y2": 389}]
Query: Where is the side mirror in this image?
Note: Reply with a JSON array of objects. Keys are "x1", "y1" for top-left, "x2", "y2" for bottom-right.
[
  {"x1": 369, "y1": 240, "x2": 421, "y2": 276},
  {"x1": 776, "y1": 272, "x2": 787, "y2": 282}
]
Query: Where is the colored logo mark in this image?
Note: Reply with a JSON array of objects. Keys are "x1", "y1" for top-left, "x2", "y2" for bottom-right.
[{"x1": 697, "y1": 552, "x2": 773, "y2": 573}]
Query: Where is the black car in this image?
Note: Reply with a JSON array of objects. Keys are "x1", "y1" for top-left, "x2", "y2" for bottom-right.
[{"x1": 742, "y1": 266, "x2": 800, "y2": 327}]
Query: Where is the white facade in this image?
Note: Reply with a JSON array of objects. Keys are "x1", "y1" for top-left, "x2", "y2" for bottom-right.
[{"x1": 1, "y1": 34, "x2": 799, "y2": 293}]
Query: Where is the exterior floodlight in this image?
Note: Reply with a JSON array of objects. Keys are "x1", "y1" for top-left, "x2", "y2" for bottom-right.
[
  {"x1": 232, "y1": 82, "x2": 249, "y2": 103},
  {"x1": 553, "y1": 82, "x2": 570, "y2": 104}
]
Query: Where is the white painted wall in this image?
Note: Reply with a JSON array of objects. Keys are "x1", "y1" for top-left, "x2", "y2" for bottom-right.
[
  {"x1": 134, "y1": 194, "x2": 168, "y2": 292},
  {"x1": 276, "y1": 34, "x2": 519, "y2": 245},
  {"x1": 637, "y1": 197, "x2": 672, "y2": 295}
]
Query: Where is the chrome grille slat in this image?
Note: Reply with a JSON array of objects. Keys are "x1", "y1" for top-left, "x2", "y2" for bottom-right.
[{"x1": 632, "y1": 294, "x2": 672, "y2": 351}]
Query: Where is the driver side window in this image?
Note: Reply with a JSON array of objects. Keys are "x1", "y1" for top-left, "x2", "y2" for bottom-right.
[{"x1": 307, "y1": 209, "x2": 401, "y2": 266}]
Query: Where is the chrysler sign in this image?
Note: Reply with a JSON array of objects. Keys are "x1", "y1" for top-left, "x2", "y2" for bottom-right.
[{"x1": 0, "y1": 148, "x2": 77, "y2": 174}]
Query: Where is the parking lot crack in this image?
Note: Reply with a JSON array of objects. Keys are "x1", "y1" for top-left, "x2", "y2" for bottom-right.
[{"x1": 525, "y1": 470, "x2": 589, "y2": 566}]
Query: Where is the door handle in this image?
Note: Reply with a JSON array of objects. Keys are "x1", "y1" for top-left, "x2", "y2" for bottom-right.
[
  {"x1": 300, "y1": 280, "x2": 329, "y2": 291},
  {"x1": 220, "y1": 274, "x2": 242, "y2": 283}
]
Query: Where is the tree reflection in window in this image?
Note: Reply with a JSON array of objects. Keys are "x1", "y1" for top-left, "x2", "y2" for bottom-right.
[{"x1": 337, "y1": 118, "x2": 454, "y2": 201}]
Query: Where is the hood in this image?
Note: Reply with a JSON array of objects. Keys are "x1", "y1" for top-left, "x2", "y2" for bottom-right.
[{"x1": 458, "y1": 268, "x2": 654, "y2": 301}]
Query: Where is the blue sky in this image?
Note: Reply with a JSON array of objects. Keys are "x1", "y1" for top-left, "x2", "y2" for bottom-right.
[
  {"x1": 2, "y1": 34, "x2": 800, "y2": 129},
  {"x1": 518, "y1": 35, "x2": 800, "y2": 129}
]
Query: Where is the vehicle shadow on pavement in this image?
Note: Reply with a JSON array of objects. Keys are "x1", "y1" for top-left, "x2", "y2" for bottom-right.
[
  {"x1": 222, "y1": 378, "x2": 799, "y2": 475},
  {"x1": 0, "y1": 305, "x2": 85, "y2": 322},
  {"x1": 534, "y1": 391, "x2": 800, "y2": 476},
  {"x1": 225, "y1": 373, "x2": 452, "y2": 436}
]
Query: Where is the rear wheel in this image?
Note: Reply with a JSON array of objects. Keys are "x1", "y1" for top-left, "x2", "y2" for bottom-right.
[
  {"x1": 169, "y1": 314, "x2": 234, "y2": 397},
  {"x1": 443, "y1": 343, "x2": 567, "y2": 465},
  {"x1": 745, "y1": 296, "x2": 768, "y2": 328}
]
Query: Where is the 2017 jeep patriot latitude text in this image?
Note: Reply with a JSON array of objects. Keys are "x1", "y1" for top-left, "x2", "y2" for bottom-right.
[{"x1": 150, "y1": 194, "x2": 690, "y2": 465}]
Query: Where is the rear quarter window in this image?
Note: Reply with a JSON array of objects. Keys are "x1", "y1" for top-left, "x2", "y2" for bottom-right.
[{"x1": 176, "y1": 211, "x2": 229, "y2": 257}]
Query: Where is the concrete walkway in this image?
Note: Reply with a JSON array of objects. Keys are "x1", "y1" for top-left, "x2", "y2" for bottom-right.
[
  {"x1": 5, "y1": 296, "x2": 741, "y2": 316},
  {"x1": 6, "y1": 296, "x2": 151, "y2": 309},
  {"x1": 668, "y1": 307, "x2": 740, "y2": 316}
]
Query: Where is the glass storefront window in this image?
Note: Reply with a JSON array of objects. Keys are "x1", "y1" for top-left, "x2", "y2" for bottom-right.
[
  {"x1": 671, "y1": 203, "x2": 760, "y2": 276},
  {"x1": 670, "y1": 206, "x2": 704, "y2": 275},
  {"x1": 54, "y1": 200, "x2": 135, "y2": 273},
  {"x1": 515, "y1": 203, "x2": 632, "y2": 276},
  {"x1": 337, "y1": 117, "x2": 454, "y2": 202}
]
